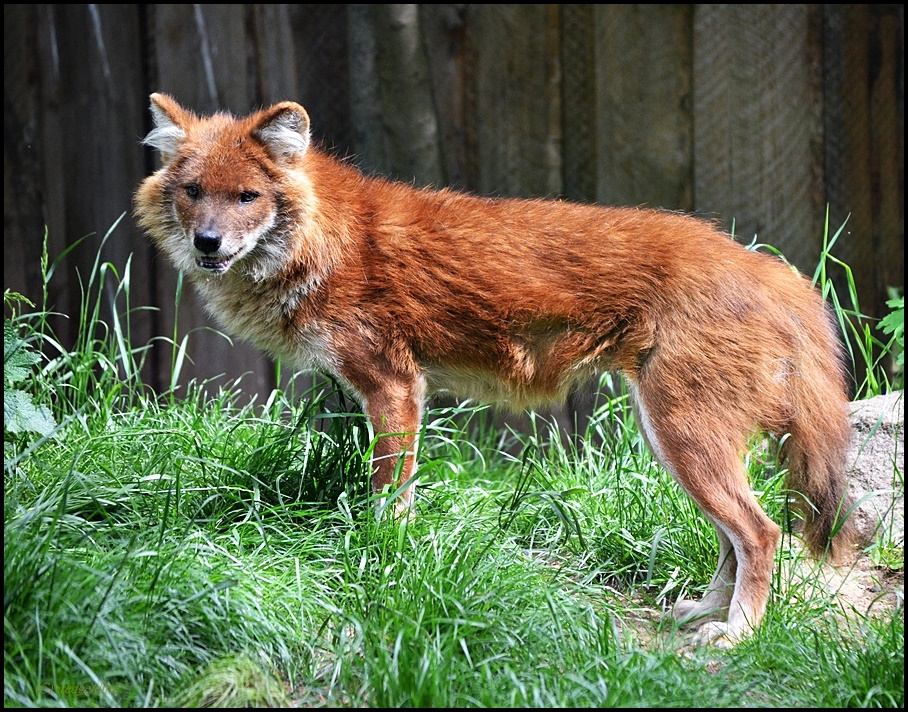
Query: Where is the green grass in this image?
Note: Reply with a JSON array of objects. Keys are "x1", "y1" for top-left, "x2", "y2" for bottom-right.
[{"x1": 4, "y1": 219, "x2": 904, "y2": 707}]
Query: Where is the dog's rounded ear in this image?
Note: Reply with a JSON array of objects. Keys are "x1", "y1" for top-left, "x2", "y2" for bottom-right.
[
  {"x1": 253, "y1": 102, "x2": 311, "y2": 165},
  {"x1": 143, "y1": 93, "x2": 194, "y2": 165}
]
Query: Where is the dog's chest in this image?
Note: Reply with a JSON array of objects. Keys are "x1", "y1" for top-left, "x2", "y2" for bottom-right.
[{"x1": 195, "y1": 277, "x2": 336, "y2": 371}]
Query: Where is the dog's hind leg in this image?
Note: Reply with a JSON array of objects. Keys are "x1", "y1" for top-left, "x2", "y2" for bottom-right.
[
  {"x1": 630, "y1": 381, "x2": 781, "y2": 646},
  {"x1": 671, "y1": 520, "x2": 736, "y2": 626},
  {"x1": 686, "y1": 484, "x2": 780, "y2": 647}
]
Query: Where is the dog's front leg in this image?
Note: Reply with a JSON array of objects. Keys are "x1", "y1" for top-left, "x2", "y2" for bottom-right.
[
  {"x1": 365, "y1": 378, "x2": 424, "y2": 516},
  {"x1": 356, "y1": 372, "x2": 426, "y2": 516}
]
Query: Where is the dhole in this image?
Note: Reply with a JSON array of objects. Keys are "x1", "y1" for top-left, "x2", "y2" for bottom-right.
[{"x1": 135, "y1": 94, "x2": 855, "y2": 646}]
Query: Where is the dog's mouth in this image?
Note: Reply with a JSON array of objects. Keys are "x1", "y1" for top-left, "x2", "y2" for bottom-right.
[{"x1": 196, "y1": 252, "x2": 238, "y2": 274}]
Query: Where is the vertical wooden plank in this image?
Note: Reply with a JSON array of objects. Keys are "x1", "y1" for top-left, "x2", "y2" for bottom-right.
[
  {"x1": 248, "y1": 4, "x2": 299, "y2": 106},
  {"x1": 594, "y1": 5, "x2": 694, "y2": 211},
  {"x1": 560, "y1": 4, "x2": 597, "y2": 204},
  {"x1": 869, "y1": 6, "x2": 904, "y2": 317},
  {"x1": 147, "y1": 5, "x2": 273, "y2": 397},
  {"x1": 150, "y1": 4, "x2": 249, "y2": 112},
  {"x1": 3, "y1": 4, "x2": 46, "y2": 309},
  {"x1": 37, "y1": 5, "x2": 152, "y2": 361},
  {"x1": 344, "y1": 6, "x2": 447, "y2": 187},
  {"x1": 419, "y1": 4, "x2": 468, "y2": 189},
  {"x1": 465, "y1": 4, "x2": 562, "y2": 198},
  {"x1": 823, "y1": 4, "x2": 874, "y2": 304},
  {"x1": 347, "y1": 4, "x2": 385, "y2": 176},
  {"x1": 693, "y1": 5, "x2": 824, "y2": 271},
  {"x1": 823, "y1": 4, "x2": 903, "y2": 326},
  {"x1": 372, "y1": 4, "x2": 444, "y2": 187},
  {"x1": 562, "y1": 5, "x2": 693, "y2": 430},
  {"x1": 29, "y1": 5, "x2": 77, "y2": 351},
  {"x1": 288, "y1": 5, "x2": 352, "y2": 155}
]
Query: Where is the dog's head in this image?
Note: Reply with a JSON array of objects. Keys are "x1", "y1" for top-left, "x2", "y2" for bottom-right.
[{"x1": 134, "y1": 93, "x2": 311, "y2": 281}]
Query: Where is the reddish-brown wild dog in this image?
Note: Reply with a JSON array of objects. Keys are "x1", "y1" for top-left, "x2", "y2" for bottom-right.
[{"x1": 135, "y1": 94, "x2": 855, "y2": 646}]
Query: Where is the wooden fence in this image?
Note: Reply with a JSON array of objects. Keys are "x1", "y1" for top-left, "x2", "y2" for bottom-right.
[{"x1": 4, "y1": 4, "x2": 903, "y2": 410}]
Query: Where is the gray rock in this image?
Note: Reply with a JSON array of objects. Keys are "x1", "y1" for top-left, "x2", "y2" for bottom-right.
[{"x1": 847, "y1": 390, "x2": 904, "y2": 547}]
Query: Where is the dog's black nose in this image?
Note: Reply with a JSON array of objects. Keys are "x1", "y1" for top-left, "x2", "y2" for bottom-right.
[{"x1": 194, "y1": 231, "x2": 222, "y2": 254}]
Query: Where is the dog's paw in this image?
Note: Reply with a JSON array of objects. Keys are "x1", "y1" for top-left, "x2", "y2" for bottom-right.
[
  {"x1": 688, "y1": 620, "x2": 753, "y2": 648},
  {"x1": 373, "y1": 492, "x2": 415, "y2": 524},
  {"x1": 392, "y1": 496, "x2": 415, "y2": 522},
  {"x1": 671, "y1": 599, "x2": 728, "y2": 627}
]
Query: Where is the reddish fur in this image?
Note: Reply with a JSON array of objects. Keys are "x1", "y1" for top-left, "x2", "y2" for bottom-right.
[{"x1": 135, "y1": 95, "x2": 856, "y2": 645}]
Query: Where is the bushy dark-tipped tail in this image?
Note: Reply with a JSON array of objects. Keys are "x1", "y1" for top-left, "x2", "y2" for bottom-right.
[
  {"x1": 781, "y1": 346, "x2": 856, "y2": 564},
  {"x1": 783, "y1": 430, "x2": 856, "y2": 563}
]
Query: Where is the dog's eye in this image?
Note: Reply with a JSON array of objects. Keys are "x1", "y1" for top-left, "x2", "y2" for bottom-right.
[
  {"x1": 239, "y1": 191, "x2": 259, "y2": 204},
  {"x1": 185, "y1": 185, "x2": 200, "y2": 199}
]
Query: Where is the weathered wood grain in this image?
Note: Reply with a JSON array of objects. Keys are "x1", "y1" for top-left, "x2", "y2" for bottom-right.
[
  {"x1": 3, "y1": 3, "x2": 901, "y2": 405},
  {"x1": 693, "y1": 4, "x2": 823, "y2": 270},
  {"x1": 594, "y1": 4, "x2": 693, "y2": 211},
  {"x1": 465, "y1": 4, "x2": 563, "y2": 198}
]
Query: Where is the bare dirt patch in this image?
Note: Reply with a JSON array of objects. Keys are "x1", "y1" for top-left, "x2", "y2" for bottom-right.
[{"x1": 613, "y1": 546, "x2": 903, "y2": 651}]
